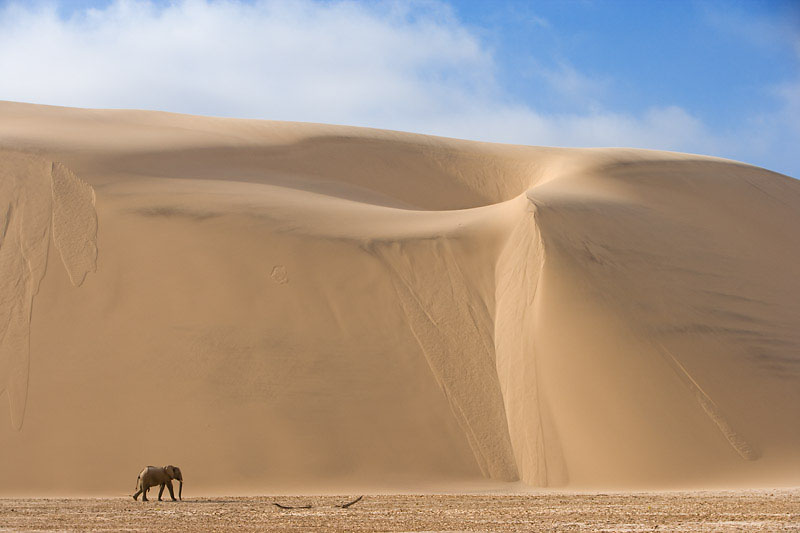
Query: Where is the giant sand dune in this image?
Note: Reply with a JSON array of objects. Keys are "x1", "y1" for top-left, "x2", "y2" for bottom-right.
[{"x1": 0, "y1": 101, "x2": 798, "y2": 494}]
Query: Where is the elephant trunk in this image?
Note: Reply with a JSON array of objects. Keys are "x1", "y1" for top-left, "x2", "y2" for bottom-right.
[{"x1": 179, "y1": 480, "x2": 183, "y2": 500}]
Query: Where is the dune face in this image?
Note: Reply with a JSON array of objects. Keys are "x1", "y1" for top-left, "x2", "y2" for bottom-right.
[
  {"x1": 0, "y1": 152, "x2": 97, "y2": 432},
  {"x1": 0, "y1": 101, "x2": 798, "y2": 494}
]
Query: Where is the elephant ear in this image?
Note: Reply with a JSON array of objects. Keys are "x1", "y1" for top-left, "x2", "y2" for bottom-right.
[{"x1": 50, "y1": 162, "x2": 98, "y2": 286}]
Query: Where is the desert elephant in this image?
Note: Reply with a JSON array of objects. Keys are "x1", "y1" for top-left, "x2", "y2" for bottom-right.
[{"x1": 132, "y1": 465, "x2": 183, "y2": 501}]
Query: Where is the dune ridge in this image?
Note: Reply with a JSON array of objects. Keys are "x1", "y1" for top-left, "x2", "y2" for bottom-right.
[{"x1": 0, "y1": 101, "x2": 798, "y2": 494}]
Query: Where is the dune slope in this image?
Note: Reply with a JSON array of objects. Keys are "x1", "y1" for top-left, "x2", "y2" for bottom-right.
[{"x1": 0, "y1": 101, "x2": 798, "y2": 494}]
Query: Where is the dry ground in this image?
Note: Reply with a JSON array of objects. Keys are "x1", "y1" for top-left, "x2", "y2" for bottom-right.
[{"x1": 0, "y1": 491, "x2": 798, "y2": 532}]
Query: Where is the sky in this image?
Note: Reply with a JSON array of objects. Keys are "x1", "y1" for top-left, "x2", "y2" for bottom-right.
[{"x1": 0, "y1": 0, "x2": 798, "y2": 177}]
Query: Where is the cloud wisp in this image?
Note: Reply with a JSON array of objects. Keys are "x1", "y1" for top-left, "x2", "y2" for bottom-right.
[{"x1": 0, "y1": 0, "x2": 796, "y2": 176}]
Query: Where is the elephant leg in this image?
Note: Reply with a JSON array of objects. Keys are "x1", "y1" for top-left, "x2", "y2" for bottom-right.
[
  {"x1": 133, "y1": 488, "x2": 142, "y2": 501},
  {"x1": 158, "y1": 483, "x2": 165, "y2": 501},
  {"x1": 166, "y1": 480, "x2": 175, "y2": 501},
  {"x1": 142, "y1": 487, "x2": 149, "y2": 502}
]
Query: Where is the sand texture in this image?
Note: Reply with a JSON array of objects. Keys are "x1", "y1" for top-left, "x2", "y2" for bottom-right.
[
  {"x1": 0, "y1": 101, "x2": 798, "y2": 494},
  {"x1": 0, "y1": 491, "x2": 798, "y2": 532}
]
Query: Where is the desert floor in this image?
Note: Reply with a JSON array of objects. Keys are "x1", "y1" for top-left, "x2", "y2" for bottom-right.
[{"x1": 1, "y1": 490, "x2": 798, "y2": 532}]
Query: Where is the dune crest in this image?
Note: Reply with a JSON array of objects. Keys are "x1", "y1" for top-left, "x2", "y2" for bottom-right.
[{"x1": 0, "y1": 101, "x2": 798, "y2": 494}]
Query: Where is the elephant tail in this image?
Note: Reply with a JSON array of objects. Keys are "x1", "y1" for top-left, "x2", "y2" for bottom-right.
[{"x1": 135, "y1": 473, "x2": 141, "y2": 490}]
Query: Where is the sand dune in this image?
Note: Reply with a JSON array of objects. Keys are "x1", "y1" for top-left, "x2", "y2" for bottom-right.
[{"x1": 0, "y1": 101, "x2": 798, "y2": 495}]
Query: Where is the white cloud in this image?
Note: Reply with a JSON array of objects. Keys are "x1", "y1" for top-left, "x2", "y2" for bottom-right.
[
  {"x1": 537, "y1": 62, "x2": 610, "y2": 111},
  {"x1": 0, "y1": 0, "x2": 796, "y2": 176},
  {"x1": 739, "y1": 79, "x2": 800, "y2": 176},
  {"x1": 0, "y1": 0, "x2": 493, "y2": 122}
]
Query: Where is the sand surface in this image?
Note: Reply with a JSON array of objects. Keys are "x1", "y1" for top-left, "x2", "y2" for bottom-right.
[
  {"x1": 0, "y1": 101, "x2": 799, "y2": 494},
  {"x1": 1, "y1": 491, "x2": 798, "y2": 532}
]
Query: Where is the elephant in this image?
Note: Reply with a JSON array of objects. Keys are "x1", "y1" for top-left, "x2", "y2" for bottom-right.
[{"x1": 132, "y1": 465, "x2": 183, "y2": 501}]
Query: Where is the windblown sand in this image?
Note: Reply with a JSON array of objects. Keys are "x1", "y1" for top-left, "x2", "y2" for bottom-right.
[
  {"x1": 1, "y1": 491, "x2": 798, "y2": 532},
  {"x1": 0, "y1": 101, "x2": 799, "y2": 496}
]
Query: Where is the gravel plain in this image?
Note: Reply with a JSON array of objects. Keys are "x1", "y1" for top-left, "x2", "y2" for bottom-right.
[{"x1": 1, "y1": 490, "x2": 798, "y2": 532}]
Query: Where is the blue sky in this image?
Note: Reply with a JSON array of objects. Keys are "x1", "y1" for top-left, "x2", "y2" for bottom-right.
[
  {"x1": 455, "y1": 1, "x2": 799, "y2": 129},
  {"x1": 1, "y1": 0, "x2": 798, "y2": 177}
]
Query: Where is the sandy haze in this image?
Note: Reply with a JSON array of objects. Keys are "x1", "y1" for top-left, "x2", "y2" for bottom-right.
[{"x1": 0, "y1": 101, "x2": 798, "y2": 496}]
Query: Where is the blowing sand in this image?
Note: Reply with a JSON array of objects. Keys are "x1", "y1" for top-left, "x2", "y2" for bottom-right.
[{"x1": 0, "y1": 101, "x2": 799, "y2": 496}]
